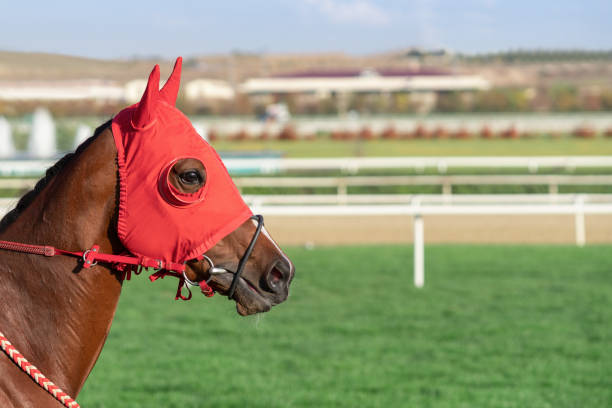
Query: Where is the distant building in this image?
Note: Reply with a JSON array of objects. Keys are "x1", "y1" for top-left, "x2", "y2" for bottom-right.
[
  {"x1": 0, "y1": 80, "x2": 124, "y2": 101},
  {"x1": 124, "y1": 78, "x2": 235, "y2": 105},
  {"x1": 0, "y1": 77, "x2": 235, "y2": 105},
  {"x1": 239, "y1": 68, "x2": 490, "y2": 114},
  {"x1": 124, "y1": 79, "x2": 149, "y2": 103},
  {"x1": 184, "y1": 79, "x2": 235, "y2": 101},
  {"x1": 240, "y1": 69, "x2": 489, "y2": 95}
]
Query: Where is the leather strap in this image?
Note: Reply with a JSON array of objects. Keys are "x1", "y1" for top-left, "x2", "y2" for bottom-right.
[{"x1": 0, "y1": 240, "x2": 216, "y2": 301}]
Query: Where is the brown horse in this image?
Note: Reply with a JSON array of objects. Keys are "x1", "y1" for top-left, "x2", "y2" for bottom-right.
[{"x1": 0, "y1": 65, "x2": 294, "y2": 406}]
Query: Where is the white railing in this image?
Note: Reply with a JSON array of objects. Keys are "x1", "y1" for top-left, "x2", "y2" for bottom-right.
[
  {"x1": 5, "y1": 173, "x2": 612, "y2": 196},
  {"x1": 248, "y1": 194, "x2": 612, "y2": 289},
  {"x1": 2, "y1": 156, "x2": 612, "y2": 177},
  {"x1": 223, "y1": 156, "x2": 612, "y2": 175},
  {"x1": 243, "y1": 193, "x2": 612, "y2": 205},
  {"x1": 201, "y1": 113, "x2": 612, "y2": 136},
  {"x1": 0, "y1": 192, "x2": 610, "y2": 289},
  {"x1": 236, "y1": 174, "x2": 612, "y2": 196}
]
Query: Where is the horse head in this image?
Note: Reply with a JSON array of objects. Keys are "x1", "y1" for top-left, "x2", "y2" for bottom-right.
[
  {"x1": 111, "y1": 57, "x2": 294, "y2": 315},
  {"x1": 0, "y1": 58, "x2": 295, "y2": 407}
]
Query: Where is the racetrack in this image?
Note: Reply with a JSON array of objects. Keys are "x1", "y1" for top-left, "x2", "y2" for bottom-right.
[
  {"x1": 263, "y1": 214, "x2": 612, "y2": 245},
  {"x1": 79, "y1": 244, "x2": 612, "y2": 407}
]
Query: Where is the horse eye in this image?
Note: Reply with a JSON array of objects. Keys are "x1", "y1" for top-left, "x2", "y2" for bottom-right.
[{"x1": 179, "y1": 170, "x2": 203, "y2": 185}]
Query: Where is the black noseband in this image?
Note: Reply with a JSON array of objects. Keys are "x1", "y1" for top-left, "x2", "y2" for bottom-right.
[{"x1": 227, "y1": 214, "x2": 264, "y2": 300}]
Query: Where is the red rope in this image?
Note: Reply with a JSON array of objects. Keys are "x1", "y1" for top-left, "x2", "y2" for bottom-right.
[
  {"x1": 0, "y1": 239, "x2": 215, "y2": 300},
  {"x1": 0, "y1": 241, "x2": 56, "y2": 256},
  {"x1": 0, "y1": 331, "x2": 80, "y2": 408},
  {"x1": 0, "y1": 240, "x2": 187, "y2": 273},
  {"x1": 0, "y1": 239, "x2": 216, "y2": 405}
]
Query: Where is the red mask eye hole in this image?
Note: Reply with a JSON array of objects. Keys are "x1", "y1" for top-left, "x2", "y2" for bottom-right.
[{"x1": 159, "y1": 158, "x2": 207, "y2": 207}]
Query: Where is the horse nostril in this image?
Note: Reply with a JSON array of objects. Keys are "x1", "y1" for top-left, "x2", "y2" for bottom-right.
[
  {"x1": 266, "y1": 260, "x2": 291, "y2": 292},
  {"x1": 271, "y1": 268, "x2": 283, "y2": 284}
]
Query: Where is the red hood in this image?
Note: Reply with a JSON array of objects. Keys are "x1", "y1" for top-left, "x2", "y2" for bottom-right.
[{"x1": 111, "y1": 58, "x2": 252, "y2": 264}]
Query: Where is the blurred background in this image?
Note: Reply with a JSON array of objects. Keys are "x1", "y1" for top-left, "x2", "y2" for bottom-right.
[{"x1": 1, "y1": 1, "x2": 611, "y2": 407}]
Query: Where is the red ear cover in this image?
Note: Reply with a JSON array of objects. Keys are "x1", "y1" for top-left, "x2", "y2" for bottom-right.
[
  {"x1": 160, "y1": 57, "x2": 182, "y2": 106},
  {"x1": 111, "y1": 57, "x2": 253, "y2": 264},
  {"x1": 131, "y1": 64, "x2": 160, "y2": 130}
]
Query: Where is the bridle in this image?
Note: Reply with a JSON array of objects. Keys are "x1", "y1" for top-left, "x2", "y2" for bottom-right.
[
  {"x1": 186, "y1": 214, "x2": 264, "y2": 300},
  {"x1": 0, "y1": 214, "x2": 265, "y2": 301},
  {"x1": 0, "y1": 214, "x2": 265, "y2": 408}
]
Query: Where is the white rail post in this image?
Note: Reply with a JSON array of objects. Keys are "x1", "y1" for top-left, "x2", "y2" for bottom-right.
[
  {"x1": 337, "y1": 179, "x2": 348, "y2": 204},
  {"x1": 442, "y1": 181, "x2": 452, "y2": 196},
  {"x1": 548, "y1": 183, "x2": 558, "y2": 195},
  {"x1": 412, "y1": 197, "x2": 425, "y2": 288},
  {"x1": 575, "y1": 194, "x2": 586, "y2": 247}
]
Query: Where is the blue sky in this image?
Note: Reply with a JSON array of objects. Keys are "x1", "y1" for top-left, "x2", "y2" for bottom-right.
[{"x1": 1, "y1": 0, "x2": 611, "y2": 59}]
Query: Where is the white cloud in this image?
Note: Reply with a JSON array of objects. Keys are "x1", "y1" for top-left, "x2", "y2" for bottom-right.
[{"x1": 304, "y1": 0, "x2": 391, "y2": 26}]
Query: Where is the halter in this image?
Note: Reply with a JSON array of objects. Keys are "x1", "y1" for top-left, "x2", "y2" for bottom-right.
[
  {"x1": 0, "y1": 215, "x2": 265, "y2": 407},
  {"x1": 0, "y1": 214, "x2": 265, "y2": 301},
  {"x1": 190, "y1": 214, "x2": 264, "y2": 300},
  {"x1": 0, "y1": 57, "x2": 263, "y2": 407}
]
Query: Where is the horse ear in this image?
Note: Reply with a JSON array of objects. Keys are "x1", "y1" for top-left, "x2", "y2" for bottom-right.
[
  {"x1": 132, "y1": 64, "x2": 160, "y2": 129},
  {"x1": 160, "y1": 57, "x2": 182, "y2": 106}
]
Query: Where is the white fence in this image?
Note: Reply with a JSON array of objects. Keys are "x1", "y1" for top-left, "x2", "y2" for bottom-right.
[
  {"x1": 236, "y1": 174, "x2": 612, "y2": 196},
  {"x1": 2, "y1": 156, "x2": 612, "y2": 177},
  {"x1": 5, "y1": 171, "x2": 612, "y2": 196},
  {"x1": 0, "y1": 193, "x2": 610, "y2": 287},
  {"x1": 199, "y1": 113, "x2": 612, "y2": 136},
  {"x1": 243, "y1": 193, "x2": 612, "y2": 205},
  {"x1": 223, "y1": 156, "x2": 612, "y2": 175},
  {"x1": 247, "y1": 194, "x2": 612, "y2": 288}
]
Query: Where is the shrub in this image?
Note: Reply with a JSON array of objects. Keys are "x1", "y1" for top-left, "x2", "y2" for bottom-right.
[
  {"x1": 413, "y1": 124, "x2": 429, "y2": 139},
  {"x1": 207, "y1": 129, "x2": 218, "y2": 142},
  {"x1": 453, "y1": 128, "x2": 472, "y2": 140},
  {"x1": 501, "y1": 126, "x2": 520, "y2": 139},
  {"x1": 480, "y1": 126, "x2": 495, "y2": 139},
  {"x1": 278, "y1": 125, "x2": 298, "y2": 141},
  {"x1": 398, "y1": 130, "x2": 414, "y2": 140},
  {"x1": 433, "y1": 126, "x2": 449, "y2": 139},
  {"x1": 435, "y1": 92, "x2": 465, "y2": 112},
  {"x1": 359, "y1": 127, "x2": 375, "y2": 141},
  {"x1": 381, "y1": 126, "x2": 398, "y2": 140},
  {"x1": 573, "y1": 126, "x2": 596, "y2": 139},
  {"x1": 551, "y1": 86, "x2": 580, "y2": 112},
  {"x1": 232, "y1": 129, "x2": 249, "y2": 141},
  {"x1": 303, "y1": 133, "x2": 317, "y2": 141}
]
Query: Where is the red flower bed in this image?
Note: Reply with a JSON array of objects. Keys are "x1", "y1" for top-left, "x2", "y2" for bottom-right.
[
  {"x1": 278, "y1": 125, "x2": 298, "y2": 141},
  {"x1": 453, "y1": 128, "x2": 472, "y2": 140},
  {"x1": 573, "y1": 126, "x2": 596, "y2": 139},
  {"x1": 480, "y1": 126, "x2": 494, "y2": 139}
]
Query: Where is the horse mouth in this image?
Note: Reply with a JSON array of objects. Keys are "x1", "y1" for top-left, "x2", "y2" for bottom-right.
[{"x1": 208, "y1": 273, "x2": 272, "y2": 316}]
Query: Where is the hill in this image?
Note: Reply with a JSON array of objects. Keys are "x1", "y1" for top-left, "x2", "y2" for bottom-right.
[{"x1": 1, "y1": 49, "x2": 611, "y2": 89}]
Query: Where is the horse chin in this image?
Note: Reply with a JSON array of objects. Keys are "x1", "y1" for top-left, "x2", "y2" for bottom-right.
[{"x1": 208, "y1": 273, "x2": 272, "y2": 316}]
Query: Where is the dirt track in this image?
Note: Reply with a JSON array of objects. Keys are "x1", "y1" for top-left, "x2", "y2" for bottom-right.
[{"x1": 264, "y1": 214, "x2": 612, "y2": 246}]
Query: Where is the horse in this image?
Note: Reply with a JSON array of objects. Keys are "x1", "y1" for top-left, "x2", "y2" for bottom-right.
[{"x1": 0, "y1": 58, "x2": 294, "y2": 407}]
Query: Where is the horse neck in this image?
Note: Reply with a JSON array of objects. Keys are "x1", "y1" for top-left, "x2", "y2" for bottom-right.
[{"x1": 0, "y1": 126, "x2": 123, "y2": 396}]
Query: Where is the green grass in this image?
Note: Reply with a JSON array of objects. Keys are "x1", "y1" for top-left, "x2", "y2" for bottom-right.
[
  {"x1": 210, "y1": 137, "x2": 612, "y2": 158},
  {"x1": 79, "y1": 245, "x2": 612, "y2": 407}
]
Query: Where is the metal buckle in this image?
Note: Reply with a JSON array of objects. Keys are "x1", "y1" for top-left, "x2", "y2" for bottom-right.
[{"x1": 82, "y1": 249, "x2": 98, "y2": 267}]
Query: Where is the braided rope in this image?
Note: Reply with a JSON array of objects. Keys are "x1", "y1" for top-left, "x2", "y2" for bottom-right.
[
  {"x1": 0, "y1": 241, "x2": 55, "y2": 256},
  {"x1": 0, "y1": 331, "x2": 80, "y2": 408}
]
